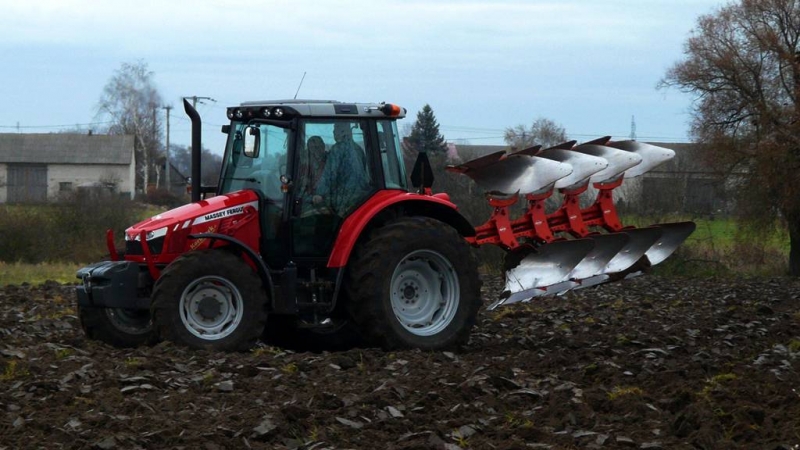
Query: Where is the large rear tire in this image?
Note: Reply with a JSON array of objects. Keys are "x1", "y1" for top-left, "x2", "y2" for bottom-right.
[
  {"x1": 151, "y1": 249, "x2": 267, "y2": 351},
  {"x1": 346, "y1": 217, "x2": 481, "y2": 350},
  {"x1": 78, "y1": 306, "x2": 156, "y2": 348}
]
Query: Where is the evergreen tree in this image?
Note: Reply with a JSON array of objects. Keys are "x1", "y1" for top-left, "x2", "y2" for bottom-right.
[{"x1": 405, "y1": 104, "x2": 448, "y2": 154}]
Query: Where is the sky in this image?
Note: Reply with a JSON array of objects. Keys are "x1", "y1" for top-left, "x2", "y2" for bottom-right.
[{"x1": 0, "y1": 0, "x2": 726, "y2": 155}]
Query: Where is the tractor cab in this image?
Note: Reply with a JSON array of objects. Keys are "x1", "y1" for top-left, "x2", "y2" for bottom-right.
[{"x1": 217, "y1": 101, "x2": 408, "y2": 270}]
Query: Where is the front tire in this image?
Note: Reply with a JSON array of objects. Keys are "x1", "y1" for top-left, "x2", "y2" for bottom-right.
[
  {"x1": 78, "y1": 306, "x2": 156, "y2": 348},
  {"x1": 346, "y1": 217, "x2": 481, "y2": 350},
  {"x1": 151, "y1": 250, "x2": 267, "y2": 351}
]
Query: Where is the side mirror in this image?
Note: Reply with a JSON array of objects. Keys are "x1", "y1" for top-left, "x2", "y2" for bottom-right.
[{"x1": 243, "y1": 126, "x2": 260, "y2": 158}]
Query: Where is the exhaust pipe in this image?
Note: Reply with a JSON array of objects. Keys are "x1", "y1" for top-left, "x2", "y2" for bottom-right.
[{"x1": 183, "y1": 98, "x2": 202, "y2": 203}]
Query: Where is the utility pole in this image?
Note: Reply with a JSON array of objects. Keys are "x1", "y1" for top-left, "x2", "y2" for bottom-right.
[
  {"x1": 185, "y1": 96, "x2": 216, "y2": 109},
  {"x1": 152, "y1": 105, "x2": 159, "y2": 188},
  {"x1": 163, "y1": 105, "x2": 173, "y2": 191}
]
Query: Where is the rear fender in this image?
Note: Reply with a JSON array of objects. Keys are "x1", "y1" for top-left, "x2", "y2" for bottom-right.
[{"x1": 327, "y1": 190, "x2": 475, "y2": 268}]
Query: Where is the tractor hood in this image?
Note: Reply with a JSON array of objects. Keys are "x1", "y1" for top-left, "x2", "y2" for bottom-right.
[{"x1": 125, "y1": 190, "x2": 260, "y2": 241}]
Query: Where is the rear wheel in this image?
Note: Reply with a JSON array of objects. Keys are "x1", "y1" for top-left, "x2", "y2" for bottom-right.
[
  {"x1": 346, "y1": 217, "x2": 481, "y2": 350},
  {"x1": 78, "y1": 306, "x2": 156, "y2": 348},
  {"x1": 151, "y1": 249, "x2": 267, "y2": 351}
]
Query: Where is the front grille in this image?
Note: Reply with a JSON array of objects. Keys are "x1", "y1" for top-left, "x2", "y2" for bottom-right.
[{"x1": 126, "y1": 237, "x2": 164, "y2": 255}]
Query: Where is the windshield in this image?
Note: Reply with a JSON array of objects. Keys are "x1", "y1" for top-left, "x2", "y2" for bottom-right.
[{"x1": 219, "y1": 121, "x2": 290, "y2": 202}]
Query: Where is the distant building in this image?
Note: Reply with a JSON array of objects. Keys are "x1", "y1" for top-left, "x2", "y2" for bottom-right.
[
  {"x1": 0, "y1": 133, "x2": 135, "y2": 203},
  {"x1": 641, "y1": 142, "x2": 731, "y2": 215}
]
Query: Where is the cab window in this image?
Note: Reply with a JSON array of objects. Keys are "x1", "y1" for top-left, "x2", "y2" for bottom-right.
[
  {"x1": 219, "y1": 122, "x2": 289, "y2": 203},
  {"x1": 377, "y1": 120, "x2": 407, "y2": 190}
]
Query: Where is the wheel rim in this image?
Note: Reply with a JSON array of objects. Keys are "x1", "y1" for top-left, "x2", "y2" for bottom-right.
[
  {"x1": 179, "y1": 275, "x2": 244, "y2": 341},
  {"x1": 390, "y1": 249, "x2": 460, "y2": 337},
  {"x1": 105, "y1": 309, "x2": 152, "y2": 335}
]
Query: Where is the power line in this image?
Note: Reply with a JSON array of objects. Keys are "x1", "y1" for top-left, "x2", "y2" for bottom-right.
[
  {"x1": 0, "y1": 121, "x2": 114, "y2": 130},
  {"x1": 184, "y1": 96, "x2": 216, "y2": 109},
  {"x1": 170, "y1": 114, "x2": 227, "y2": 128}
]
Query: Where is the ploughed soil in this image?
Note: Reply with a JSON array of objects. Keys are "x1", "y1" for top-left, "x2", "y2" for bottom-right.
[{"x1": 1, "y1": 276, "x2": 799, "y2": 450}]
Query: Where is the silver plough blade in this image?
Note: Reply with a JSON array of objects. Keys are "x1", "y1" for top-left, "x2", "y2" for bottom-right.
[
  {"x1": 570, "y1": 233, "x2": 630, "y2": 279},
  {"x1": 645, "y1": 221, "x2": 697, "y2": 266},
  {"x1": 494, "y1": 239, "x2": 595, "y2": 308},
  {"x1": 568, "y1": 228, "x2": 664, "y2": 292},
  {"x1": 452, "y1": 150, "x2": 506, "y2": 172},
  {"x1": 604, "y1": 227, "x2": 663, "y2": 274},
  {"x1": 572, "y1": 144, "x2": 643, "y2": 184},
  {"x1": 606, "y1": 141, "x2": 676, "y2": 178},
  {"x1": 460, "y1": 154, "x2": 574, "y2": 195},
  {"x1": 536, "y1": 148, "x2": 609, "y2": 190},
  {"x1": 551, "y1": 233, "x2": 631, "y2": 294}
]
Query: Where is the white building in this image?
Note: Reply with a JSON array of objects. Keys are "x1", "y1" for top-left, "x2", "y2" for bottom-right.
[{"x1": 0, "y1": 133, "x2": 135, "y2": 203}]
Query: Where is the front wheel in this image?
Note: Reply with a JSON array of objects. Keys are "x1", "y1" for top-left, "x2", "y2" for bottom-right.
[
  {"x1": 78, "y1": 306, "x2": 157, "y2": 348},
  {"x1": 346, "y1": 217, "x2": 481, "y2": 350},
  {"x1": 151, "y1": 250, "x2": 267, "y2": 351}
]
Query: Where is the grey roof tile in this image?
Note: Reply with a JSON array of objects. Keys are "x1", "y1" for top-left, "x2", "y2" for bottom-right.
[{"x1": 0, "y1": 133, "x2": 134, "y2": 165}]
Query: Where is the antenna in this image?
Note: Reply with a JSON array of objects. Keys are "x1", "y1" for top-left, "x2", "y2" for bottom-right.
[
  {"x1": 630, "y1": 115, "x2": 637, "y2": 141},
  {"x1": 294, "y1": 72, "x2": 307, "y2": 99}
]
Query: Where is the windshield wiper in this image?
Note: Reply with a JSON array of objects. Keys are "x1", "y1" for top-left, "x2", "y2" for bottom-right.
[{"x1": 223, "y1": 176, "x2": 260, "y2": 183}]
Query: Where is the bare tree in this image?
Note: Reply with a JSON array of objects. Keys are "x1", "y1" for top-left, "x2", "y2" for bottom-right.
[
  {"x1": 504, "y1": 118, "x2": 567, "y2": 150},
  {"x1": 97, "y1": 61, "x2": 163, "y2": 193},
  {"x1": 661, "y1": 0, "x2": 800, "y2": 275}
]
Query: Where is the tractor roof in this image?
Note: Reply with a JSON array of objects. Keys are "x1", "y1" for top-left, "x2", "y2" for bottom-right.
[{"x1": 227, "y1": 100, "x2": 406, "y2": 121}]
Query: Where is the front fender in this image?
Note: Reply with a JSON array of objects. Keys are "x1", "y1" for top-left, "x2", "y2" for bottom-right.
[{"x1": 187, "y1": 233, "x2": 276, "y2": 308}]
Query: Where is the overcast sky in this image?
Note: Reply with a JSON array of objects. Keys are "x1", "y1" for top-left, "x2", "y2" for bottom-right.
[{"x1": 0, "y1": 0, "x2": 725, "y2": 154}]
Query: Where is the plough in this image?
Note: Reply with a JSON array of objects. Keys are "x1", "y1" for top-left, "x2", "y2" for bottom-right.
[{"x1": 447, "y1": 136, "x2": 695, "y2": 308}]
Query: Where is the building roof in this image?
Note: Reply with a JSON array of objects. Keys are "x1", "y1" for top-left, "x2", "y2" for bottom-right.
[
  {"x1": 645, "y1": 142, "x2": 711, "y2": 174},
  {"x1": 0, "y1": 133, "x2": 134, "y2": 165},
  {"x1": 453, "y1": 144, "x2": 510, "y2": 162}
]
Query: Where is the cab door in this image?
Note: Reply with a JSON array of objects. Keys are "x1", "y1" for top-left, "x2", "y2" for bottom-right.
[{"x1": 290, "y1": 119, "x2": 375, "y2": 258}]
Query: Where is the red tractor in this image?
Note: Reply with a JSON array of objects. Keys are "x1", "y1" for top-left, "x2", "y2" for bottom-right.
[{"x1": 76, "y1": 99, "x2": 694, "y2": 351}]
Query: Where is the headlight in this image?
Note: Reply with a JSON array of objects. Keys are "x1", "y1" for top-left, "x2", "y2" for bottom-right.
[
  {"x1": 127, "y1": 227, "x2": 168, "y2": 242},
  {"x1": 146, "y1": 227, "x2": 168, "y2": 241}
]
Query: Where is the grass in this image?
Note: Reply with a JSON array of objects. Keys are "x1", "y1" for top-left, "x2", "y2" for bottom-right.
[
  {"x1": 0, "y1": 261, "x2": 84, "y2": 286},
  {"x1": 608, "y1": 386, "x2": 645, "y2": 400},
  {"x1": 0, "y1": 200, "x2": 162, "y2": 286},
  {"x1": 0, "y1": 360, "x2": 30, "y2": 381},
  {"x1": 0, "y1": 212, "x2": 793, "y2": 286},
  {"x1": 623, "y1": 215, "x2": 790, "y2": 277},
  {"x1": 698, "y1": 373, "x2": 738, "y2": 400}
]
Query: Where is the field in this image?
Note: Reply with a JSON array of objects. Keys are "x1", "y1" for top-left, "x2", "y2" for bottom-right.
[
  {"x1": 1, "y1": 204, "x2": 797, "y2": 449},
  {"x1": 1, "y1": 276, "x2": 799, "y2": 449}
]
